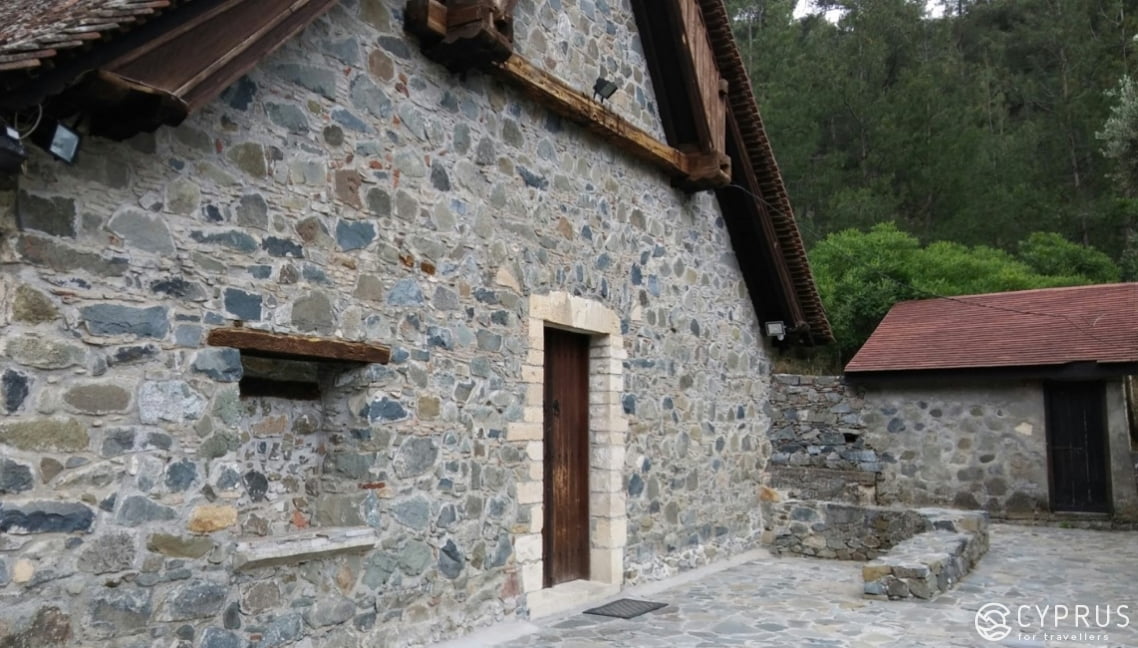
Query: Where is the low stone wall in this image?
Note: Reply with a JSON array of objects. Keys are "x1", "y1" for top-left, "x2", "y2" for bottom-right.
[
  {"x1": 762, "y1": 497, "x2": 989, "y2": 600},
  {"x1": 761, "y1": 499, "x2": 930, "y2": 561},
  {"x1": 862, "y1": 509, "x2": 989, "y2": 600}
]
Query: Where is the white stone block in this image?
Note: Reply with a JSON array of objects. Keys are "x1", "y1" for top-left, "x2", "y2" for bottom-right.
[
  {"x1": 515, "y1": 533, "x2": 543, "y2": 562},
  {"x1": 592, "y1": 518, "x2": 627, "y2": 549},
  {"x1": 518, "y1": 480, "x2": 543, "y2": 504},
  {"x1": 507, "y1": 422, "x2": 542, "y2": 441},
  {"x1": 590, "y1": 548, "x2": 623, "y2": 585},
  {"x1": 522, "y1": 561, "x2": 544, "y2": 593}
]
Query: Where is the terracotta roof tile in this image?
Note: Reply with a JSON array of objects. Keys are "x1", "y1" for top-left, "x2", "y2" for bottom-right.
[
  {"x1": 0, "y1": 0, "x2": 177, "y2": 71},
  {"x1": 845, "y1": 283, "x2": 1138, "y2": 374}
]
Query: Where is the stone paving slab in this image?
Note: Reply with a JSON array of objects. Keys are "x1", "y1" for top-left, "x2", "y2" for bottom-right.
[{"x1": 448, "y1": 525, "x2": 1138, "y2": 647}]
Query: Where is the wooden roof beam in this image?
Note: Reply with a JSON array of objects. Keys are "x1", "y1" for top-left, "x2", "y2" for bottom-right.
[
  {"x1": 207, "y1": 328, "x2": 391, "y2": 364},
  {"x1": 404, "y1": 0, "x2": 729, "y2": 190}
]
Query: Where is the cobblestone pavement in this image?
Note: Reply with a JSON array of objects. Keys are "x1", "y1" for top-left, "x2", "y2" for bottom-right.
[{"x1": 456, "y1": 525, "x2": 1138, "y2": 647}]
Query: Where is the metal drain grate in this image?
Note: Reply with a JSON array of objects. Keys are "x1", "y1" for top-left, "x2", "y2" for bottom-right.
[{"x1": 583, "y1": 598, "x2": 667, "y2": 619}]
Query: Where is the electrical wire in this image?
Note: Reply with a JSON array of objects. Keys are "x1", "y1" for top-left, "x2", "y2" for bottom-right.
[
  {"x1": 12, "y1": 105, "x2": 43, "y2": 140},
  {"x1": 722, "y1": 182, "x2": 1125, "y2": 349}
]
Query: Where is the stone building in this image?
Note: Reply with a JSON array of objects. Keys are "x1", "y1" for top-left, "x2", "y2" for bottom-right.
[
  {"x1": 842, "y1": 284, "x2": 1138, "y2": 521},
  {"x1": 0, "y1": 0, "x2": 829, "y2": 646}
]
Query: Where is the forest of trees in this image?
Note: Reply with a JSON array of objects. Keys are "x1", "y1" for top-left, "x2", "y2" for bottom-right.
[{"x1": 727, "y1": 0, "x2": 1138, "y2": 357}]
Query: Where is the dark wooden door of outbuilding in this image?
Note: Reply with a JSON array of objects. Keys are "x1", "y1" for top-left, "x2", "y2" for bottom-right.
[
  {"x1": 543, "y1": 327, "x2": 590, "y2": 587},
  {"x1": 1045, "y1": 381, "x2": 1111, "y2": 513}
]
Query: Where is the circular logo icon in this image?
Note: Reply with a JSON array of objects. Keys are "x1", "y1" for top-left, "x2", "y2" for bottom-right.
[{"x1": 975, "y1": 603, "x2": 1013, "y2": 642}]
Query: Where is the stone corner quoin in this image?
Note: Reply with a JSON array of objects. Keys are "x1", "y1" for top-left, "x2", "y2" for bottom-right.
[{"x1": 0, "y1": 0, "x2": 776, "y2": 646}]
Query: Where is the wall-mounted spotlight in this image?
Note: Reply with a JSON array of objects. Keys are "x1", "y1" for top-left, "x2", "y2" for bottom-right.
[
  {"x1": 593, "y1": 77, "x2": 619, "y2": 104},
  {"x1": 0, "y1": 124, "x2": 28, "y2": 174},
  {"x1": 32, "y1": 119, "x2": 81, "y2": 164},
  {"x1": 764, "y1": 320, "x2": 786, "y2": 342}
]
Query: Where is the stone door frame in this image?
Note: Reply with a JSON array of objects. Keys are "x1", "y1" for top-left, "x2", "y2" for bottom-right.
[{"x1": 509, "y1": 291, "x2": 628, "y2": 597}]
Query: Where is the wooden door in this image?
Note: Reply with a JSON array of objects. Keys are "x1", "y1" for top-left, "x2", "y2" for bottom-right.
[
  {"x1": 543, "y1": 328, "x2": 590, "y2": 587},
  {"x1": 1045, "y1": 381, "x2": 1111, "y2": 513}
]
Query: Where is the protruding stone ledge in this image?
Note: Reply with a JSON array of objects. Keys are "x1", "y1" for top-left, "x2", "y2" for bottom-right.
[{"x1": 233, "y1": 527, "x2": 377, "y2": 571}]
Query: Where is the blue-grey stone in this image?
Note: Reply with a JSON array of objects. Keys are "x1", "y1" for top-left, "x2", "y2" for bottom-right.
[
  {"x1": 190, "y1": 229, "x2": 258, "y2": 252},
  {"x1": 292, "y1": 291, "x2": 334, "y2": 334},
  {"x1": 117, "y1": 496, "x2": 176, "y2": 527},
  {"x1": 476, "y1": 330, "x2": 502, "y2": 351},
  {"x1": 0, "y1": 458, "x2": 34, "y2": 494},
  {"x1": 164, "y1": 460, "x2": 197, "y2": 492},
  {"x1": 261, "y1": 236, "x2": 303, "y2": 258},
  {"x1": 222, "y1": 76, "x2": 257, "y2": 110},
  {"x1": 201, "y1": 627, "x2": 241, "y2": 648},
  {"x1": 454, "y1": 123, "x2": 471, "y2": 153},
  {"x1": 430, "y1": 161, "x2": 451, "y2": 191},
  {"x1": 261, "y1": 613, "x2": 304, "y2": 648},
  {"x1": 248, "y1": 265, "x2": 272, "y2": 279},
  {"x1": 627, "y1": 473, "x2": 644, "y2": 497},
  {"x1": 89, "y1": 587, "x2": 152, "y2": 638},
  {"x1": 81, "y1": 304, "x2": 169, "y2": 338},
  {"x1": 274, "y1": 63, "x2": 337, "y2": 99},
  {"x1": 887, "y1": 418, "x2": 905, "y2": 433},
  {"x1": 392, "y1": 495, "x2": 430, "y2": 530},
  {"x1": 438, "y1": 539, "x2": 465, "y2": 579},
  {"x1": 267, "y1": 102, "x2": 309, "y2": 133},
  {"x1": 301, "y1": 265, "x2": 328, "y2": 283},
  {"x1": 223, "y1": 602, "x2": 241, "y2": 629},
  {"x1": 18, "y1": 192, "x2": 76, "y2": 237},
  {"x1": 622, "y1": 394, "x2": 637, "y2": 414},
  {"x1": 0, "y1": 501, "x2": 94, "y2": 533},
  {"x1": 631, "y1": 264, "x2": 642, "y2": 285},
  {"x1": 517, "y1": 166, "x2": 548, "y2": 189},
  {"x1": 2, "y1": 369, "x2": 29, "y2": 413},
  {"x1": 243, "y1": 470, "x2": 268, "y2": 502},
  {"x1": 378, "y1": 35, "x2": 411, "y2": 58},
  {"x1": 175, "y1": 325, "x2": 203, "y2": 347},
  {"x1": 386, "y1": 278, "x2": 423, "y2": 305},
  {"x1": 162, "y1": 580, "x2": 228, "y2": 621},
  {"x1": 108, "y1": 208, "x2": 176, "y2": 254},
  {"x1": 427, "y1": 326, "x2": 453, "y2": 349},
  {"x1": 78, "y1": 532, "x2": 135, "y2": 574},
  {"x1": 349, "y1": 75, "x2": 392, "y2": 119},
  {"x1": 596, "y1": 253, "x2": 612, "y2": 269},
  {"x1": 335, "y1": 220, "x2": 375, "y2": 251},
  {"x1": 223, "y1": 288, "x2": 262, "y2": 321},
  {"x1": 203, "y1": 204, "x2": 223, "y2": 222},
  {"x1": 396, "y1": 437, "x2": 438, "y2": 477},
  {"x1": 303, "y1": 597, "x2": 355, "y2": 628},
  {"x1": 193, "y1": 348, "x2": 243, "y2": 382},
  {"x1": 151, "y1": 277, "x2": 206, "y2": 300},
  {"x1": 235, "y1": 193, "x2": 269, "y2": 229},
  {"x1": 487, "y1": 532, "x2": 512, "y2": 568},
  {"x1": 367, "y1": 397, "x2": 408, "y2": 423},
  {"x1": 331, "y1": 108, "x2": 371, "y2": 133},
  {"x1": 433, "y1": 286, "x2": 460, "y2": 310},
  {"x1": 107, "y1": 344, "x2": 159, "y2": 367}
]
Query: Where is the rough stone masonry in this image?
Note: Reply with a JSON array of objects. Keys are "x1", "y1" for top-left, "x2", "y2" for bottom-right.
[{"x1": 0, "y1": 0, "x2": 776, "y2": 646}]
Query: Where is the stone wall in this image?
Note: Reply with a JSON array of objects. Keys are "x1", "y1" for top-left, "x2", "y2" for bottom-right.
[
  {"x1": 0, "y1": 0, "x2": 775, "y2": 646},
  {"x1": 861, "y1": 381, "x2": 1050, "y2": 516},
  {"x1": 766, "y1": 375, "x2": 1050, "y2": 516},
  {"x1": 766, "y1": 375, "x2": 1138, "y2": 519}
]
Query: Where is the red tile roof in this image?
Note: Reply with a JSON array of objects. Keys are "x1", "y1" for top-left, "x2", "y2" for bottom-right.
[
  {"x1": 0, "y1": 0, "x2": 180, "y2": 71},
  {"x1": 845, "y1": 283, "x2": 1138, "y2": 374}
]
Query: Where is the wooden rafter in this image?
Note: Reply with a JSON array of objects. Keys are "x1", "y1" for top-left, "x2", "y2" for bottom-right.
[
  {"x1": 207, "y1": 328, "x2": 391, "y2": 364},
  {"x1": 404, "y1": 0, "x2": 729, "y2": 190}
]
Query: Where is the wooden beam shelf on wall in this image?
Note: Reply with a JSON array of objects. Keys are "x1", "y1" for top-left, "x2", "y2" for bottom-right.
[
  {"x1": 404, "y1": 0, "x2": 730, "y2": 190},
  {"x1": 207, "y1": 328, "x2": 391, "y2": 364}
]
